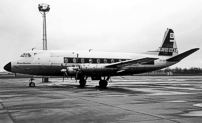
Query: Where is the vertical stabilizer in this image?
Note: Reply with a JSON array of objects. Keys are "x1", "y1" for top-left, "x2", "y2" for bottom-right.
[{"x1": 158, "y1": 28, "x2": 178, "y2": 56}]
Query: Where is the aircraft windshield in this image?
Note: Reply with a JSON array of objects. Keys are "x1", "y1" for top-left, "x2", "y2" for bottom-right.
[{"x1": 20, "y1": 53, "x2": 31, "y2": 57}]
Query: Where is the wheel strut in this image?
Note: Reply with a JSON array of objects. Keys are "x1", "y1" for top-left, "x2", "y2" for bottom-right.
[{"x1": 79, "y1": 79, "x2": 86, "y2": 87}]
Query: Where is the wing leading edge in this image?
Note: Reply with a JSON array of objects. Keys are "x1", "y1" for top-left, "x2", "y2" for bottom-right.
[{"x1": 166, "y1": 48, "x2": 199, "y2": 62}]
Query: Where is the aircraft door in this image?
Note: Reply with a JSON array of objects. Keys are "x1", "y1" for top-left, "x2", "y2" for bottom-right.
[{"x1": 36, "y1": 53, "x2": 51, "y2": 69}]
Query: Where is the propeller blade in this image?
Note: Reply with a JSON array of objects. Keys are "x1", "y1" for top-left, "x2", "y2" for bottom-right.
[
  {"x1": 62, "y1": 70, "x2": 68, "y2": 82},
  {"x1": 75, "y1": 71, "x2": 78, "y2": 83},
  {"x1": 65, "y1": 72, "x2": 68, "y2": 79},
  {"x1": 75, "y1": 53, "x2": 79, "y2": 83},
  {"x1": 76, "y1": 53, "x2": 79, "y2": 63},
  {"x1": 63, "y1": 74, "x2": 65, "y2": 82}
]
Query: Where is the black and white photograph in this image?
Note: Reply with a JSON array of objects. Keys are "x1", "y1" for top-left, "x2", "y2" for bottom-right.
[{"x1": 0, "y1": 0, "x2": 202, "y2": 123}]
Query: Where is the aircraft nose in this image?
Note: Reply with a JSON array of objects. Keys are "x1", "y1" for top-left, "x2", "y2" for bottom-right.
[{"x1": 4, "y1": 62, "x2": 11, "y2": 72}]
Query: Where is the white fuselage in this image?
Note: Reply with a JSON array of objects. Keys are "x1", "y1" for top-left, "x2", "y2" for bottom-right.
[{"x1": 10, "y1": 50, "x2": 176, "y2": 76}]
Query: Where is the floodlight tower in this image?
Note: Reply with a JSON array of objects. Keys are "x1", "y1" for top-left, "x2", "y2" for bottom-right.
[
  {"x1": 38, "y1": 3, "x2": 50, "y2": 50},
  {"x1": 38, "y1": 3, "x2": 50, "y2": 83}
]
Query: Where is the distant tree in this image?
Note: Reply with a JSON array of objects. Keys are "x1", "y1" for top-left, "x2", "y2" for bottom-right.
[
  {"x1": 182, "y1": 68, "x2": 188, "y2": 74},
  {"x1": 173, "y1": 67, "x2": 182, "y2": 73},
  {"x1": 164, "y1": 67, "x2": 171, "y2": 73}
]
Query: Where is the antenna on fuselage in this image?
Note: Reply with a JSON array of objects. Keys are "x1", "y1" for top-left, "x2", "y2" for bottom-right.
[
  {"x1": 32, "y1": 48, "x2": 36, "y2": 51},
  {"x1": 89, "y1": 49, "x2": 92, "y2": 52}
]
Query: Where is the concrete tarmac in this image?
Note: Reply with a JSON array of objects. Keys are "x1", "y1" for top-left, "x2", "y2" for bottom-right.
[{"x1": 1, "y1": 76, "x2": 202, "y2": 123}]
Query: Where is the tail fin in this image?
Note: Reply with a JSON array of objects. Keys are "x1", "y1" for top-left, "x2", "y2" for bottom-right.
[{"x1": 158, "y1": 28, "x2": 178, "y2": 56}]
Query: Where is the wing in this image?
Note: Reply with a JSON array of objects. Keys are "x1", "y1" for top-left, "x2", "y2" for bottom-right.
[
  {"x1": 166, "y1": 48, "x2": 199, "y2": 62},
  {"x1": 105, "y1": 57, "x2": 158, "y2": 68}
]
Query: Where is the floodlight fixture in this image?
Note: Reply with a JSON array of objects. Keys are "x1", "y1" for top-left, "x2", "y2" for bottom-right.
[{"x1": 38, "y1": 3, "x2": 50, "y2": 13}]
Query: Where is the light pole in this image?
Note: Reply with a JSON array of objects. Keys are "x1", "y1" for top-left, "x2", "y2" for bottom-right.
[
  {"x1": 38, "y1": 3, "x2": 50, "y2": 82},
  {"x1": 38, "y1": 3, "x2": 50, "y2": 50}
]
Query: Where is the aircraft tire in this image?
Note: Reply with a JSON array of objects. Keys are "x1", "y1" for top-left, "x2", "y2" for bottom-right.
[
  {"x1": 79, "y1": 79, "x2": 86, "y2": 87},
  {"x1": 99, "y1": 80, "x2": 108, "y2": 88},
  {"x1": 29, "y1": 82, "x2": 35, "y2": 87}
]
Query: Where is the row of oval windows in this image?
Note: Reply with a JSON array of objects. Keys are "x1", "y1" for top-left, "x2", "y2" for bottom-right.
[{"x1": 64, "y1": 58, "x2": 128, "y2": 63}]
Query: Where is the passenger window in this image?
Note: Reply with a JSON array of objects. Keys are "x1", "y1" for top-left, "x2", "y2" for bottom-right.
[
  {"x1": 104, "y1": 59, "x2": 107, "y2": 63},
  {"x1": 64, "y1": 58, "x2": 68, "y2": 63},
  {"x1": 89, "y1": 59, "x2": 92, "y2": 63},
  {"x1": 81, "y1": 58, "x2": 85, "y2": 63},
  {"x1": 97, "y1": 59, "x2": 100, "y2": 63},
  {"x1": 73, "y1": 58, "x2": 77, "y2": 63}
]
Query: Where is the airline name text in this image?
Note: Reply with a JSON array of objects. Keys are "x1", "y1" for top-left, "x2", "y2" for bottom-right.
[{"x1": 159, "y1": 48, "x2": 178, "y2": 53}]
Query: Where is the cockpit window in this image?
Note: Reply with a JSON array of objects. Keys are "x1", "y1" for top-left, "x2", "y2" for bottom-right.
[{"x1": 20, "y1": 53, "x2": 31, "y2": 57}]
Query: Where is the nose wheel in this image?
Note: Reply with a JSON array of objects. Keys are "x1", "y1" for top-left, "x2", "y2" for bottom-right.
[
  {"x1": 29, "y1": 78, "x2": 35, "y2": 87},
  {"x1": 29, "y1": 82, "x2": 35, "y2": 87}
]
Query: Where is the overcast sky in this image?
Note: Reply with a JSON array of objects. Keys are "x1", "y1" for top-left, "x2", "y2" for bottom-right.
[{"x1": 0, "y1": 0, "x2": 202, "y2": 71}]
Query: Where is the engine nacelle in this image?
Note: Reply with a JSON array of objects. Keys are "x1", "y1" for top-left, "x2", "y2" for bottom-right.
[
  {"x1": 66, "y1": 66, "x2": 79, "y2": 75},
  {"x1": 63, "y1": 64, "x2": 118, "y2": 76}
]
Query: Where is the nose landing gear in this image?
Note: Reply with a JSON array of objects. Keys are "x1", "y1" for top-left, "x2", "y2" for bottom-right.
[{"x1": 29, "y1": 78, "x2": 35, "y2": 87}]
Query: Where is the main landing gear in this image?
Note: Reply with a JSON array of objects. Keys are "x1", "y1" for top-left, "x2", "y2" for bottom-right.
[
  {"x1": 79, "y1": 78, "x2": 109, "y2": 88},
  {"x1": 78, "y1": 76, "x2": 88, "y2": 87},
  {"x1": 78, "y1": 75, "x2": 110, "y2": 88},
  {"x1": 29, "y1": 78, "x2": 35, "y2": 87},
  {"x1": 99, "y1": 80, "x2": 108, "y2": 88},
  {"x1": 79, "y1": 79, "x2": 86, "y2": 87},
  {"x1": 99, "y1": 76, "x2": 110, "y2": 88}
]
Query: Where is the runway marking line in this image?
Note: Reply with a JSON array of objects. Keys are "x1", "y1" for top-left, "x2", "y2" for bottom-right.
[
  {"x1": 53, "y1": 90, "x2": 181, "y2": 123},
  {"x1": 0, "y1": 102, "x2": 16, "y2": 122}
]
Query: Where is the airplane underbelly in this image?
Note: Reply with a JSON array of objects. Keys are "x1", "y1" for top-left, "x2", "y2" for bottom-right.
[{"x1": 80, "y1": 64, "x2": 118, "y2": 75}]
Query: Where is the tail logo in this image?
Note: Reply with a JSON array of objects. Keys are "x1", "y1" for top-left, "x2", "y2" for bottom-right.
[
  {"x1": 170, "y1": 33, "x2": 175, "y2": 42},
  {"x1": 170, "y1": 33, "x2": 174, "y2": 38}
]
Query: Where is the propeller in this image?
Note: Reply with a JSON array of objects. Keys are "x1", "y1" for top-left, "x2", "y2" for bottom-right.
[
  {"x1": 75, "y1": 53, "x2": 79, "y2": 82},
  {"x1": 61, "y1": 57, "x2": 69, "y2": 82},
  {"x1": 61, "y1": 53, "x2": 80, "y2": 82}
]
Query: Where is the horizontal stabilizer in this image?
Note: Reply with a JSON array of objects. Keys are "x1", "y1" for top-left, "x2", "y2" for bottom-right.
[
  {"x1": 166, "y1": 48, "x2": 199, "y2": 62},
  {"x1": 105, "y1": 57, "x2": 158, "y2": 68}
]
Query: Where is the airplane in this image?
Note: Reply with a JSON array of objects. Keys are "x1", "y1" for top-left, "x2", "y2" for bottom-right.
[{"x1": 4, "y1": 28, "x2": 199, "y2": 88}]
